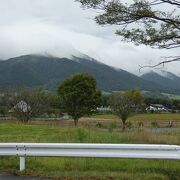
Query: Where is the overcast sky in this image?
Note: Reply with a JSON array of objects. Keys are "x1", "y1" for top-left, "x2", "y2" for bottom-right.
[{"x1": 0, "y1": 0, "x2": 179, "y2": 75}]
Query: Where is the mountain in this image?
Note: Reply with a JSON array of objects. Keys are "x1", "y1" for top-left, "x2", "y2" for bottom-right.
[
  {"x1": 141, "y1": 70, "x2": 180, "y2": 91},
  {"x1": 0, "y1": 54, "x2": 178, "y2": 93}
]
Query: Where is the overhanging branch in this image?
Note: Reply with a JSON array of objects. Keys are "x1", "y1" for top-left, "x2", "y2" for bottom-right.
[{"x1": 139, "y1": 56, "x2": 180, "y2": 72}]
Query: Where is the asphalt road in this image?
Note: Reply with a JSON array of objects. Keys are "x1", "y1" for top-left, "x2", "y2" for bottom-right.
[{"x1": 0, "y1": 174, "x2": 51, "y2": 180}]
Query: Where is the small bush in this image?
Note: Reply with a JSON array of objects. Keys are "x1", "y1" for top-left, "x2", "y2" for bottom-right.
[
  {"x1": 0, "y1": 106, "x2": 8, "y2": 117},
  {"x1": 76, "y1": 128, "x2": 88, "y2": 142},
  {"x1": 137, "y1": 122, "x2": 144, "y2": 129},
  {"x1": 108, "y1": 121, "x2": 117, "y2": 132},
  {"x1": 151, "y1": 121, "x2": 159, "y2": 128},
  {"x1": 96, "y1": 122, "x2": 103, "y2": 128},
  {"x1": 167, "y1": 121, "x2": 173, "y2": 128},
  {"x1": 125, "y1": 122, "x2": 133, "y2": 129}
]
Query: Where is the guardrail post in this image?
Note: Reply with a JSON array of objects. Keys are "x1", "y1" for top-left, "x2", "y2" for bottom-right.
[{"x1": 19, "y1": 156, "x2": 25, "y2": 171}]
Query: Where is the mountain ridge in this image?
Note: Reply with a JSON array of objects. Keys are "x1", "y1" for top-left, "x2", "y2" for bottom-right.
[
  {"x1": 0, "y1": 54, "x2": 179, "y2": 93},
  {"x1": 141, "y1": 70, "x2": 180, "y2": 91}
]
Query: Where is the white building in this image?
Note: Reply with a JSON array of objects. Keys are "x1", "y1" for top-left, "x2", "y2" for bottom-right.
[{"x1": 146, "y1": 104, "x2": 167, "y2": 111}]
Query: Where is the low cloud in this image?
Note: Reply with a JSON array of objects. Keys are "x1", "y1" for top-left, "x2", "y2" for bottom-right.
[{"x1": 0, "y1": 0, "x2": 179, "y2": 75}]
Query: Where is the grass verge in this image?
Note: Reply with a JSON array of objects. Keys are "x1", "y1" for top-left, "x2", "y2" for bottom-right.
[{"x1": 0, "y1": 123, "x2": 179, "y2": 180}]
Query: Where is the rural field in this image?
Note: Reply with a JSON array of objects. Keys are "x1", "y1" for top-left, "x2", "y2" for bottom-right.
[
  {"x1": 0, "y1": 113, "x2": 180, "y2": 180},
  {"x1": 0, "y1": 0, "x2": 180, "y2": 179},
  {"x1": 93, "y1": 113, "x2": 180, "y2": 120}
]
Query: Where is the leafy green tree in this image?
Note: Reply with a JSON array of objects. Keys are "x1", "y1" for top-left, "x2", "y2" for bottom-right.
[
  {"x1": 0, "y1": 96, "x2": 7, "y2": 117},
  {"x1": 109, "y1": 89, "x2": 144, "y2": 130},
  {"x1": 0, "y1": 94, "x2": 9, "y2": 107},
  {"x1": 0, "y1": 106, "x2": 8, "y2": 117},
  {"x1": 173, "y1": 99, "x2": 180, "y2": 110},
  {"x1": 77, "y1": 0, "x2": 180, "y2": 66},
  {"x1": 123, "y1": 89, "x2": 144, "y2": 107},
  {"x1": 58, "y1": 73, "x2": 101, "y2": 126},
  {"x1": 101, "y1": 93, "x2": 111, "y2": 107}
]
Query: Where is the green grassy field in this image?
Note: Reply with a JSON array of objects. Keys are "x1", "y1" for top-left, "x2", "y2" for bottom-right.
[
  {"x1": 162, "y1": 93, "x2": 180, "y2": 100},
  {"x1": 0, "y1": 123, "x2": 180, "y2": 180}
]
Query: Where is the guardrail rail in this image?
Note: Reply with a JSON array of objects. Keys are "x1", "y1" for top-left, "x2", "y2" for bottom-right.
[{"x1": 0, "y1": 143, "x2": 179, "y2": 171}]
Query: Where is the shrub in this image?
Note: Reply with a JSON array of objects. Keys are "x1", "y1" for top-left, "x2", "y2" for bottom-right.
[
  {"x1": 96, "y1": 122, "x2": 103, "y2": 128},
  {"x1": 76, "y1": 128, "x2": 88, "y2": 142},
  {"x1": 137, "y1": 122, "x2": 144, "y2": 129},
  {"x1": 125, "y1": 122, "x2": 133, "y2": 129},
  {"x1": 151, "y1": 121, "x2": 159, "y2": 128},
  {"x1": 167, "y1": 121, "x2": 173, "y2": 128},
  {"x1": 108, "y1": 121, "x2": 117, "y2": 132},
  {"x1": 0, "y1": 106, "x2": 8, "y2": 117}
]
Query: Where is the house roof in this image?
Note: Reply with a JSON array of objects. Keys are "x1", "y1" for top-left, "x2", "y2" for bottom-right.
[{"x1": 150, "y1": 104, "x2": 165, "y2": 108}]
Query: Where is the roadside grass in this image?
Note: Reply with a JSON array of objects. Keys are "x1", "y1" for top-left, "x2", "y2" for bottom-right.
[
  {"x1": 0, "y1": 123, "x2": 180, "y2": 179},
  {"x1": 0, "y1": 124, "x2": 179, "y2": 144},
  {"x1": 0, "y1": 157, "x2": 179, "y2": 180}
]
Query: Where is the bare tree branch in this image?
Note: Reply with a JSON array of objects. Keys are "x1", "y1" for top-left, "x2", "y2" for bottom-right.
[
  {"x1": 78, "y1": 0, "x2": 180, "y2": 68},
  {"x1": 139, "y1": 56, "x2": 180, "y2": 72}
]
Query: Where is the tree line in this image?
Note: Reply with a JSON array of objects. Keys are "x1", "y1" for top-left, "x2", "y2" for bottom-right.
[{"x1": 0, "y1": 73, "x2": 179, "y2": 129}]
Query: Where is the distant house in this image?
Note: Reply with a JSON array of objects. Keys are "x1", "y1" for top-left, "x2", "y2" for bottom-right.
[
  {"x1": 97, "y1": 106, "x2": 111, "y2": 112},
  {"x1": 146, "y1": 104, "x2": 167, "y2": 111},
  {"x1": 9, "y1": 101, "x2": 30, "y2": 113}
]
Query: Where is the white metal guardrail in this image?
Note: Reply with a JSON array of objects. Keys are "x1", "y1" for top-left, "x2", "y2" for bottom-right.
[{"x1": 0, "y1": 143, "x2": 179, "y2": 171}]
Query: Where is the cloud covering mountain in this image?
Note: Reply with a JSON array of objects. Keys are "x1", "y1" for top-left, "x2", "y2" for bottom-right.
[{"x1": 0, "y1": 0, "x2": 179, "y2": 75}]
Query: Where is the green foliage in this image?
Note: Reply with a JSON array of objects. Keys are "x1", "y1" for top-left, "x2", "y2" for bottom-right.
[
  {"x1": 123, "y1": 89, "x2": 144, "y2": 106},
  {"x1": 109, "y1": 89, "x2": 144, "y2": 129},
  {"x1": 58, "y1": 73, "x2": 101, "y2": 126},
  {"x1": 0, "y1": 106, "x2": 8, "y2": 117},
  {"x1": 76, "y1": 128, "x2": 89, "y2": 142},
  {"x1": 110, "y1": 93, "x2": 132, "y2": 129},
  {"x1": 96, "y1": 122, "x2": 103, "y2": 128},
  {"x1": 100, "y1": 93, "x2": 110, "y2": 107},
  {"x1": 77, "y1": 0, "x2": 180, "y2": 50},
  {"x1": 45, "y1": 93, "x2": 62, "y2": 118},
  {"x1": 107, "y1": 121, "x2": 117, "y2": 132},
  {"x1": 163, "y1": 93, "x2": 180, "y2": 100}
]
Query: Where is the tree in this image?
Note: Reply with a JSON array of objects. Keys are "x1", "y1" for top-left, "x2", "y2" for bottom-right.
[
  {"x1": 77, "y1": 0, "x2": 180, "y2": 67},
  {"x1": 109, "y1": 89, "x2": 144, "y2": 130},
  {"x1": 123, "y1": 89, "x2": 144, "y2": 107},
  {"x1": 0, "y1": 106, "x2": 8, "y2": 117},
  {"x1": 10, "y1": 87, "x2": 49, "y2": 123},
  {"x1": 45, "y1": 93, "x2": 63, "y2": 118},
  {"x1": 58, "y1": 73, "x2": 101, "y2": 126},
  {"x1": 0, "y1": 94, "x2": 9, "y2": 117},
  {"x1": 101, "y1": 93, "x2": 111, "y2": 107}
]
